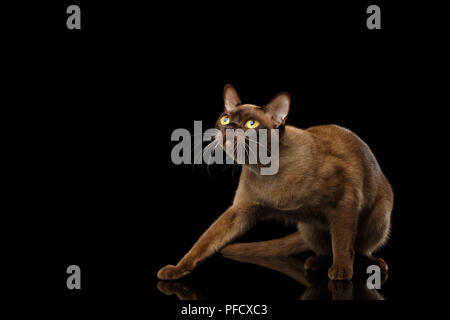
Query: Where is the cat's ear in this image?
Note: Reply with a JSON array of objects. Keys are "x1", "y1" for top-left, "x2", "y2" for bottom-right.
[
  {"x1": 223, "y1": 84, "x2": 241, "y2": 112},
  {"x1": 264, "y1": 92, "x2": 291, "y2": 128}
]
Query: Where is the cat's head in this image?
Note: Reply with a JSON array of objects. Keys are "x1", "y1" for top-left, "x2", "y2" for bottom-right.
[
  {"x1": 215, "y1": 84, "x2": 291, "y2": 133},
  {"x1": 214, "y1": 85, "x2": 290, "y2": 166}
]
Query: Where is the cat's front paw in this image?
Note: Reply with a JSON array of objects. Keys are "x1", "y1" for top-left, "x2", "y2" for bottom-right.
[
  {"x1": 328, "y1": 263, "x2": 353, "y2": 280},
  {"x1": 157, "y1": 264, "x2": 191, "y2": 280}
]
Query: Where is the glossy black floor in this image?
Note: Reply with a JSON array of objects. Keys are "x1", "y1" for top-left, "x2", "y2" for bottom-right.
[{"x1": 156, "y1": 253, "x2": 390, "y2": 301}]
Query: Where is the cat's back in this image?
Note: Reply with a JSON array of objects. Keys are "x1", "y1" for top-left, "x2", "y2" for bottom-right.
[
  {"x1": 282, "y1": 124, "x2": 377, "y2": 171},
  {"x1": 305, "y1": 124, "x2": 375, "y2": 163},
  {"x1": 304, "y1": 124, "x2": 388, "y2": 205},
  {"x1": 306, "y1": 124, "x2": 357, "y2": 143}
]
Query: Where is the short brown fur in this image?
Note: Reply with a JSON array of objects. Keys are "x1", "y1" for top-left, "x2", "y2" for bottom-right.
[{"x1": 158, "y1": 85, "x2": 393, "y2": 281}]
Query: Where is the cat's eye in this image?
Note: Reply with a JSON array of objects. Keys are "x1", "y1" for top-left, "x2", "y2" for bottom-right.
[
  {"x1": 245, "y1": 119, "x2": 260, "y2": 129},
  {"x1": 220, "y1": 115, "x2": 230, "y2": 125}
]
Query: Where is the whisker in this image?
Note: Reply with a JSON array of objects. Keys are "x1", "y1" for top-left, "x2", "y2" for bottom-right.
[
  {"x1": 203, "y1": 140, "x2": 220, "y2": 178},
  {"x1": 246, "y1": 137, "x2": 269, "y2": 152},
  {"x1": 247, "y1": 143, "x2": 258, "y2": 164}
]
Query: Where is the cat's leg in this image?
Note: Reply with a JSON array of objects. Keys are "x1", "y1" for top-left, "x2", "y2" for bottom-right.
[
  {"x1": 355, "y1": 191, "x2": 392, "y2": 273},
  {"x1": 157, "y1": 205, "x2": 257, "y2": 280},
  {"x1": 220, "y1": 231, "x2": 308, "y2": 257},
  {"x1": 299, "y1": 224, "x2": 332, "y2": 271},
  {"x1": 327, "y1": 208, "x2": 358, "y2": 280}
]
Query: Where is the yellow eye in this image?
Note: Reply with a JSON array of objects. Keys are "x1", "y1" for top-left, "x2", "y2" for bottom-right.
[
  {"x1": 245, "y1": 119, "x2": 259, "y2": 129},
  {"x1": 220, "y1": 115, "x2": 230, "y2": 125}
]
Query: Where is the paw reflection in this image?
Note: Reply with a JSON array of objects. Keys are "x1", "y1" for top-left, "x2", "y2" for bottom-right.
[
  {"x1": 157, "y1": 281, "x2": 204, "y2": 300},
  {"x1": 157, "y1": 255, "x2": 387, "y2": 300}
]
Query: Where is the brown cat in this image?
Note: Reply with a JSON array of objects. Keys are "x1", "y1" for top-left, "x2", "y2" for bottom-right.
[{"x1": 158, "y1": 84, "x2": 393, "y2": 281}]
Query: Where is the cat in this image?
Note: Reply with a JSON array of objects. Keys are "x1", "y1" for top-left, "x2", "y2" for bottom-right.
[{"x1": 158, "y1": 84, "x2": 393, "y2": 281}]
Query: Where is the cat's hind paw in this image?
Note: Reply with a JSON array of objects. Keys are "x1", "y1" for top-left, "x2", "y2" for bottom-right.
[
  {"x1": 355, "y1": 255, "x2": 388, "y2": 273},
  {"x1": 366, "y1": 256, "x2": 388, "y2": 272},
  {"x1": 304, "y1": 255, "x2": 331, "y2": 271}
]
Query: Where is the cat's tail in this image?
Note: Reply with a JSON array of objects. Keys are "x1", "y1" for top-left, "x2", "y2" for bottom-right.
[{"x1": 220, "y1": 232, "x2": 309, "y2": 257}]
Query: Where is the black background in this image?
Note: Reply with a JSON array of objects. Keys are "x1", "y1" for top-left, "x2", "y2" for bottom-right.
[{"x1": 6, "y1": 0, "x2": 439, "y2": 317}]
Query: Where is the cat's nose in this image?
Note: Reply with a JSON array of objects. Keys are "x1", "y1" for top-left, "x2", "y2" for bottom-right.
[{"x1": 225, "y1": 123, "x2": 240, "y2": 129}]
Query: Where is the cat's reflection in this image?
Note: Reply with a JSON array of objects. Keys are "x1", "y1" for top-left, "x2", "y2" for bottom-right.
[{"x1": 157, "y1": 255, "x2": 387, "y2": 300}]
